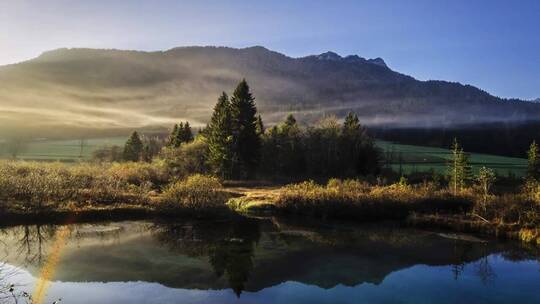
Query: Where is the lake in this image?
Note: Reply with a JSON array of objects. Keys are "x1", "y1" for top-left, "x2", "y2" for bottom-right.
[{"x1": 0, "y1": 217, "x2": 539, "y2": 304}]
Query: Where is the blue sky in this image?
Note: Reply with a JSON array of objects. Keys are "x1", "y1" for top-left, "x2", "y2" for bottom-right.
[{"x1": 1, "y1": 0, "x2": 539, "y2": 99}]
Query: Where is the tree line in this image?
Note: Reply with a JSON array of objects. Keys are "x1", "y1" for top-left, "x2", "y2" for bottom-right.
[
  {"x1": 119, "y1": 79, "x2": 381, "y2": 180},
  {"x1": 117, "y1": 79, "x2": 540, "y2": 185}
]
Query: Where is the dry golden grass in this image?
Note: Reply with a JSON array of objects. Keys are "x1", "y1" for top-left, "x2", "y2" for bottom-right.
[
  {"x1": 161, "y1": 174, "x2": 229, "y2": 210},
  {"x1": 273, "y1": 178, "x2": 540, "y2": 227},
  {"x1": 0, "y1": 161, "x2": 164, "y2": 210},
  {"x1": 274, "y1": 179, "x2": 472, "y2": 220}
]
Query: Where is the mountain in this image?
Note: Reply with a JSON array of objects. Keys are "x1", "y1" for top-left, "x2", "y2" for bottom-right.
[{"x1": 1, "y1": 45, "x2": 539, "y2": 138}]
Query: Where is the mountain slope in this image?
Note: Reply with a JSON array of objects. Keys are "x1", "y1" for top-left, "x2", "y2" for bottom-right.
[{"x1": 1, "y1": 46, "x2": 539, "y2": 138}]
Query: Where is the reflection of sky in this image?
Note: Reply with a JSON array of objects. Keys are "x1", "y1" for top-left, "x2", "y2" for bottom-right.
[{"x1": 3, "y1": 255, "x2": 540, "y2": 304}]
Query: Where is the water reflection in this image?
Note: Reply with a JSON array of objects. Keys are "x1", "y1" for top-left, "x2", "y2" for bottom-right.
[
  {"x1": 0, "y1": 217, "x2": 539, "y2": 304},
  {"x1": 151, "y1": 218, "x2": 261, "y2": 296}
]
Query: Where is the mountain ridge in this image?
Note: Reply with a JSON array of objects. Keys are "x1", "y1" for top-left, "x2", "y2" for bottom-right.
[{"x1": 0, "y1": 45, "x2": 539, "y2": 138}]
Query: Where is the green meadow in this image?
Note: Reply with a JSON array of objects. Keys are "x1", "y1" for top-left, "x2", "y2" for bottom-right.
[
  {"x1": 0, "y1": 137, "x2": 528, "y2": 177},
  {"x1": 376, "y1": 140, "x2": 528, "y2": 177},
  {"x1": 0, "y1": 137, "x2": 127, "y2": 161}
]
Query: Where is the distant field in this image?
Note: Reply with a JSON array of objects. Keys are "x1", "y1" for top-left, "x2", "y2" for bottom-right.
[
  {"x1": 376, "y1": 140, "x2": 528, "y2": 177},
  {"x1": 0, "y1": 137, "x2": 528, "y2": 176},
  {"x1": 0, "y1": 137, "x2": 127, "y2": 162}
]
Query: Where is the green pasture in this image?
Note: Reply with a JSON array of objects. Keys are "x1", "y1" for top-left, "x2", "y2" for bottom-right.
[
  {"x1": 376, "y1": 140, "x2": 528, "y2": 177},
  {"x1": 0, "y1": 137, "x2": 127, "y2": 162},
  {"x1": 0, "y1": 137, "x2": 528, "y2": 177}
]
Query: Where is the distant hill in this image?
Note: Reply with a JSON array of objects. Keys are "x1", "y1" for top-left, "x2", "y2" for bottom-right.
[{"x1": 1, "y1": 46, "x2": 539, "y2": 138}]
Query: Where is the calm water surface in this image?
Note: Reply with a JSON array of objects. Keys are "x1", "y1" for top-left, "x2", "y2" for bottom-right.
[{"x1": 0, "y1": 217, "x2": 539, "y2": 304}]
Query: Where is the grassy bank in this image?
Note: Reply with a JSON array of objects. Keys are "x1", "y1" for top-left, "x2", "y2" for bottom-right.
[
  {"x1": 230, "y1": 178, "x2": 540, "y2": 245},
  {"x1": 0, "y1": 161, "x2": 232, "y2": 221},
  {"x1": 1, "y1": 160, "x2": 539, "y2": 246}
]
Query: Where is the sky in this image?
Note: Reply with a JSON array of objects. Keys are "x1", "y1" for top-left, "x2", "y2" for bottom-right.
[{"x1": 0, "y1": 0, "x2": 539, "y2": 100}]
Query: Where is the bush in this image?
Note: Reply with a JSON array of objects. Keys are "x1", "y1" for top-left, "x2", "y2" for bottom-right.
[
  {"x1": 160, "y1": 138, "x2": 210, "y2": 178},
  {"x1": 161, "y1": 174, "x2": 228, "y2": 209},
  {"x1": 107, "y1": 161, "x2": 168, "y2": 187}
]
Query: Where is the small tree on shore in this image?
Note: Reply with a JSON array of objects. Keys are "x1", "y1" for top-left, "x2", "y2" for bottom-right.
[
  {"x1": 476, "y1": 166, "x2": 496, "y2": 207},
  {"x1": 448, "y1": 138, "x2": 470, "y2": 194},
  {"x1": 123, "y1": 131, "x2": 143, "y2": 161}
]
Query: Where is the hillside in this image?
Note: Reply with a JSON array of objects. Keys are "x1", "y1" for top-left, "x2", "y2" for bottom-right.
[{"x1": 1, "y1": 46, "x2": 539, "y2": 138}]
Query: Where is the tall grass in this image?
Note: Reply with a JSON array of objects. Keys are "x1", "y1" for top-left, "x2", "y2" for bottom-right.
[
  {"x1": 275, "y1": 178, "x2": 472, "y2": 220},
  {"x1": 161, "y1": 174, "x2": 228, "y2": 210},
  {"x1": 0, "y1": 161, "x2": 166, "y2": 210},
  {"x1": 275, "y1": 177, "x2": 540, "y2": 233}
]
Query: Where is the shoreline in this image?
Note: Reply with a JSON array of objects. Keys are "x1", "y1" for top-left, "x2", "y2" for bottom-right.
[{"x1": 1, "y1": 186, "x2": 538, "y2": 247}]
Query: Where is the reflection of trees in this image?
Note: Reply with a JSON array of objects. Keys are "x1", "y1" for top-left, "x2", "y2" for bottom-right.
[
  {"x1": 474, "y1": 254, "x2": 496, "y2": 285},
  {"x1": 151, "y1": 218, "x2": 261, "y2": 296},
  {"x1": 13, "y1": 225, "x2": 57, "y2": 266},
  {"x1": 450, "y1": 241, "x2": 473, "y2": 281}
]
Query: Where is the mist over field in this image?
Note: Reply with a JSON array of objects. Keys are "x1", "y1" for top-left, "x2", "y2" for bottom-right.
[{"x1": 1, "y1": 46, "x2": 540, "y2": 139}]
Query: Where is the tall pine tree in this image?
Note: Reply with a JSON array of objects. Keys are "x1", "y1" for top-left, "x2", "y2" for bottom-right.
[
  {"x1": 207, "y1": 92, "x2": 234, "y2": 178},
  {"x1": 123, "y1": 131, "x2": 143, "y2": 162},
  {"x1": 230, "y1": 79, "x2": 261, "y2": 178}
]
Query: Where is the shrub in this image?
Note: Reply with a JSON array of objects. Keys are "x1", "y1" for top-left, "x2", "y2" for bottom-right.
[
  {"x1": 161, "y1": 174, "x2": 227, "y2": 209},
  {"x1": 107, "y1": 161, "x2": 168, "y2": 187},
  {"x1": 160, "y1": 139, "x2": 210, "y2": 178}
]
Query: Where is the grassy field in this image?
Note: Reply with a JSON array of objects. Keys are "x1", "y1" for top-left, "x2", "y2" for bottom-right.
[
  {"x1": 0, "y1": 137, "x2": 127, "y2": 161},
  {"x1": 376, "y1": 140, "x2": 528, "y2": 177},
  {"x1": 0, "y1": 137, "x2": 528, "y2": 176}
]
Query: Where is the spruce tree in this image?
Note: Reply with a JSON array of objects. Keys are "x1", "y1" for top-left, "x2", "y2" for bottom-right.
[
  {"x1": 341, "y1": 112, "x2": 361, "y2": 175},
  {"x1": 343, "y1": 112, "x2": 360, "y2": 134},
  {"x1": 174, "y1": 122, "x2": 185, "y2": 147},
  {"x1": 448, "y1": 138, "x2": 470, "y2": 194},
  {"x1": 255, "y1": 115, "x2": 265, "y2": 137},
  {"x1": 123, "y1": 131, "x2": 143, "y2": 162},
  {"x1": 183, "y1": 122, "x2": 194, "y2": 143},
  {"x1": 527, "y1": 141, "x2": 540, "y2": 181},
  {"x1": 230, "y1": 79, "x2": 260, "y2": 178},
  {"x1": 207, "y1": 92, "x2": 234, "y2": 178},
  {"x1": 168, "y1": 124, "x2": 179, "y2": 147},
  {"x1": 169, "y1": 121, "x2": 194, "y2": 148}
]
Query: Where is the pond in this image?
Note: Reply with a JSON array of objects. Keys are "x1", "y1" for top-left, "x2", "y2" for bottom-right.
[{"x1": 0, "y1": 217, "x2": 539, "y2": 304}]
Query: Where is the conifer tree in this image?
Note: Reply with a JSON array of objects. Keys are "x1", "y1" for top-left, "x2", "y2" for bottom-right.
[
  {"x1": 527, "y1": 141, "x2": 540, "y2": 181},
  {"x1": 207, "y1": 92, "x2": 234, "y2": 178},
  {"x1": 168, "y1": 124, "x2": 179, "y2": 147},
  {"x1": 230, "y1": 79, "x2": 260, "y2": 178},
  {"x1": 255, "y1": 115, "x2": 265, "y2": 137},
  {"x1": 343, "y1": 112, "x2": 360, "y2": 135},
  {"x1": 123, "y1": 131, "x2": 143, "y2": 162},
  {"x1": 169, "y1": 121, "x2": 194, "y2": 148},
  {"x1": 448, "y1": 138, "x2": 471, "y2": 194},
  {"x1": 183, "y1": 122, "x2": 194, "y2": 143}
]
